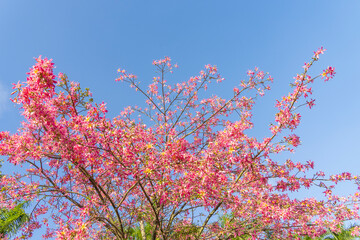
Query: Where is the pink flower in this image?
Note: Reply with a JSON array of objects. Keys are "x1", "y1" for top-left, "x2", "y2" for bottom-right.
[
  {"x1": 351, "y1": 226, "x2": 360, "y2": 236},
  {"x1": 306, "y1": 99, "x2": 316, "y2": 109},
  {"x1": 285, "y1": 134, "x2": 300, "y2": 147},
  {"x1": 313, "y1": 47, "x2": 326, "y2": 59},
  {"x1": 322, "y1": 66, "x2": 336, "y2": 81}
]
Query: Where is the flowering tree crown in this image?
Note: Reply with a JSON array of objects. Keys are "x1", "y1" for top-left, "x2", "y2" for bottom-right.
[{"x1": 0, "y1": 49, "x2": 358, "y2": 239}]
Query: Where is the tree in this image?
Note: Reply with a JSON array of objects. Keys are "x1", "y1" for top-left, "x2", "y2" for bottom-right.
[
  {"x1": 0, "y1": 49, "x2": 358, "y2": 239},
  {"x1": 325, "y1": 224, "x2": 360, "y2": 240},
  {"x1": 0, "y1": 201, "x2": 29, "y2": 239},
  {"x1": 0, "y1": 164, "x2": 29, "y2": 239},
  {"x1": 300, "y1": 224, "x2": 360, "y2": 240}
]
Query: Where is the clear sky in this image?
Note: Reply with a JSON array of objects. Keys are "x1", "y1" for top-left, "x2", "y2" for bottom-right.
[{"x1": 1, "y1": 0, "x2": 360, "y2": 238}]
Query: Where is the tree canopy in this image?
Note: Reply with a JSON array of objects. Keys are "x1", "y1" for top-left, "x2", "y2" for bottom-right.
[{"x1": 0, "y1": 50, "x2": 359, "y2": 239}]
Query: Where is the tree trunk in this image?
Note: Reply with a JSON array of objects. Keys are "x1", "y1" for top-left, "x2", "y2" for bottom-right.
[{"x1": 140, "y1": 220, "x2": 146, "y2": 240}]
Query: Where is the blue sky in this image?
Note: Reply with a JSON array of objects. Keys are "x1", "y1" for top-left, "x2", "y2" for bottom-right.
[{"x1": 1, "y1": 0, "x2": 360, "y2": 238}]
